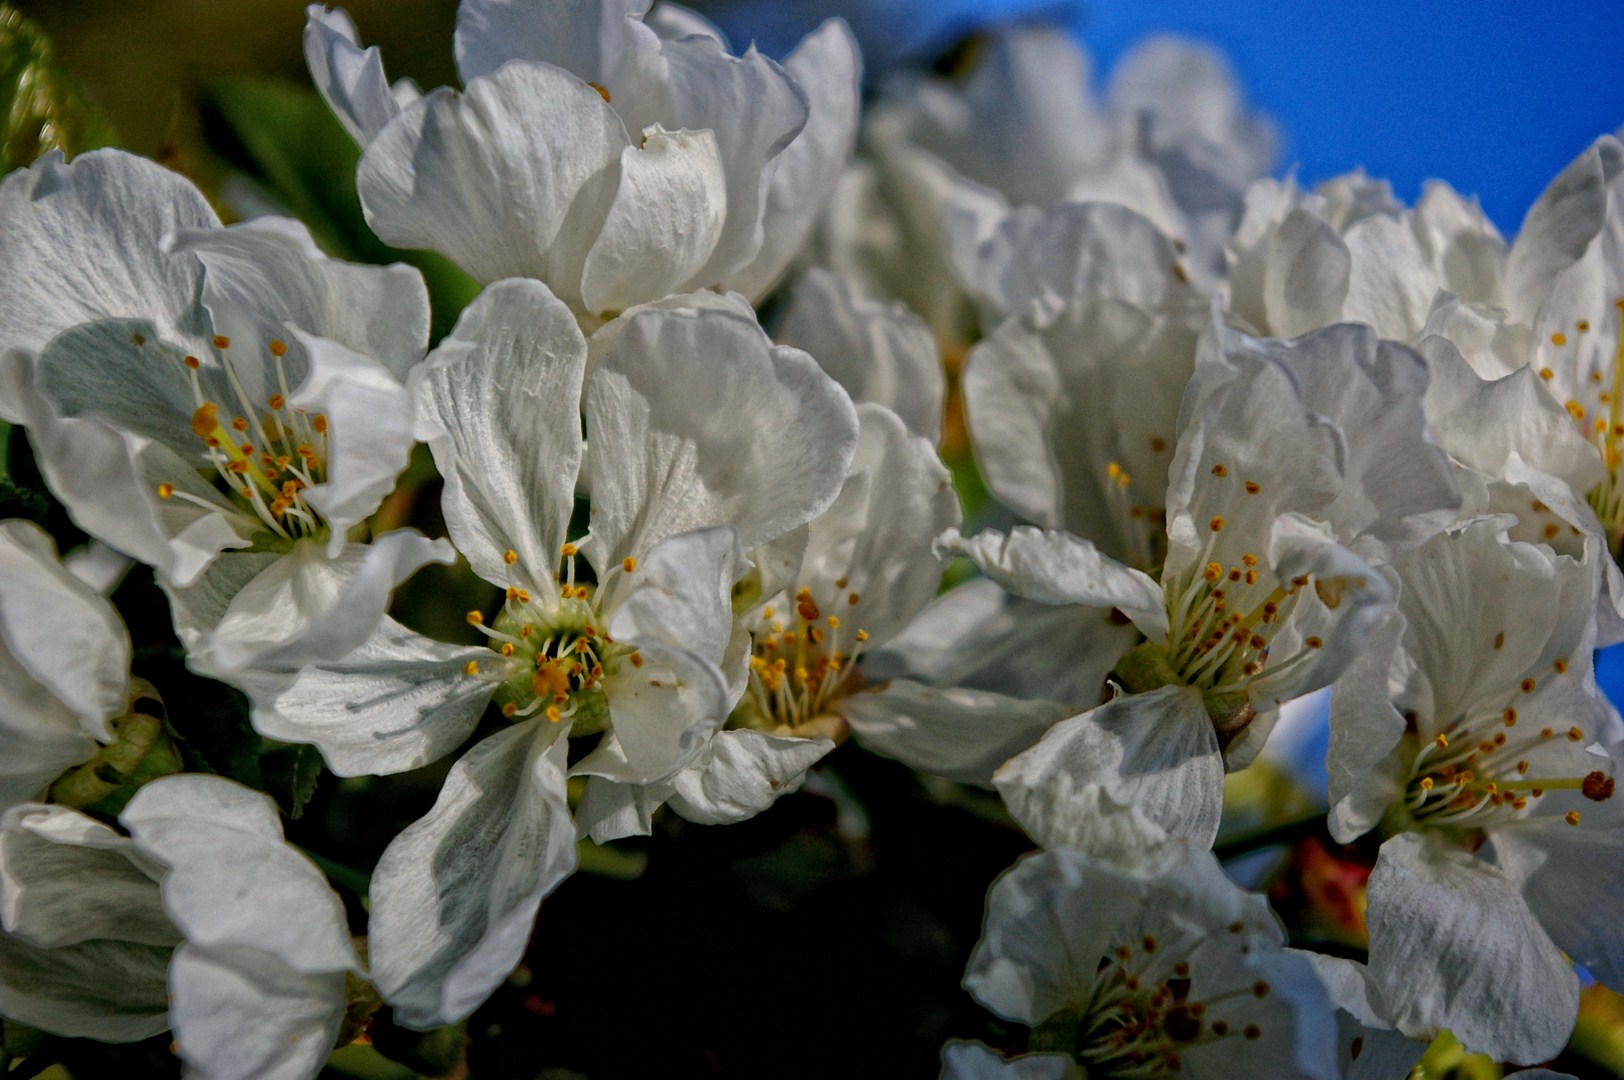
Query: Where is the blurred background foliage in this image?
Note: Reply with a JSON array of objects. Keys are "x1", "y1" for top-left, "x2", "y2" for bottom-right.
[{"x1": 2, "y1": 2, "x2": 1622, "y2": 1078}]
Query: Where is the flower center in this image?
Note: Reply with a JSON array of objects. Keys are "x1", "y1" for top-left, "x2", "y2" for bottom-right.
[
  {"x1": 1400, "y1": 657, "x2": 1615, "y2": 833},
  {"x1": 1541, "y1": 301, "x2": 1624, "y2": 553},
  {"x1": 155, "y1": 337, "x2": 331, "y2": 543},
  {"x1": 1031, "y1": 927, "x2": 1269, "y2": 1077},
  {"x1": 466, "y1": 543, "x2": 631, "y2": 735},
  {"x1": 735, "y1": 583, "x2": 870, "y2": 733}
]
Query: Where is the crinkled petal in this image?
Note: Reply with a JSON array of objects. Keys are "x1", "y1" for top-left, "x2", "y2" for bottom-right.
[
  {"x1": 993, "y1": 685, "x2": 1223, "y2": 851},
  {"x1": 237, "y1": 616, "x2": 504, "y2": 778},
  {"x1": 199, "y1": 532, "x2": 455, "y2": 676},
  {"x1": 666, "y1": 729, "x2": 834, "y2": 825},
  {"x1": 0, "y1": 149, "x2": 214, "y2": 356},
  {"x1": 585, "y1": 304, "x2": 858, "y2": 564},
  {"x1": 1505, "y1": 137, "x2": 1622, "y2": 326},
  {"x1": 0, "y1": 521, "x2": 129, "y2": 736},
  {"x1": 1342, "y1": 213, "x2": 1438, "y2": 341},
  {"x1": 169, "y1": 942, "x2": 347, "y2": 1080},
  {"x1": 304, "y1": 5, "x2": 401, "y2": 144},
  {"x1": 0, "y1": 804, "x2": 172, "y2": 949},
  {"x1": 288, "y1": 333, "x2": 417, "y2": 551},
  {"x1": 453, "y1": 0, "x2": 651, "y2": 85},
  {"x1": 416, "y1": 278, "x2": 586, "y2": 585},
  {"x1": 1263, "y1": 207, "x2": 1351, "y2": 338},
  {"x1": 121, "y1": 776, "x2": 357, "y2": 975},
  {"x1": 583, "y1": 636, "x2": 731, "y2": 782},
  {"x1": 775, "y1": 267, "x2": 944, "y2": 444},
  {"x1": 581, "y1": 125, "x2": 727, "y2": 315},
  {"x1": 357, "y1": 63, "x2": 627, "y2": 304},
  {"x1": 368, "y1": 721, "x2": 575, "y2": 1028},
  {"x1": 936, "y1": 526, "x2": 1168, "y2": 643},
  {"x1": 724, "y1": 19, "x2": 860, "y2": 299},
  {"x1": 842, "y1": 680, "x2": 1071, "y2": 786},
  {"x1": 1365, "y1": 832, "x2": 1577, "y2": 1065},
  {"x1": 168, "y1": 214, "x2": 430, "y2": 383}
]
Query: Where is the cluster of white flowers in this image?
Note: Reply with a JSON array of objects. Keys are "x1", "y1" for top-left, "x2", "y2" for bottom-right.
[{"x1": 0, "y1": 1, "x2": 1619, "y2": 1076}]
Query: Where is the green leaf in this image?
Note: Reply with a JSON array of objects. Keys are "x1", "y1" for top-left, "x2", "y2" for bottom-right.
[
  {"x1": 259, "y1": 740, "x2": 326, "y2": 819},
  {"x1": 199, "y1": 75, "x2": 478, "y2": 343},
  {"x1": 0, "y1": 6, "x2": 115, "y2": 174}
]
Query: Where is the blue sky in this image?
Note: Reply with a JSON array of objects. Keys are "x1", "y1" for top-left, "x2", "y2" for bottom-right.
[{"x1": 704, "y1": 0, "x2": 1624, "y2": 232}]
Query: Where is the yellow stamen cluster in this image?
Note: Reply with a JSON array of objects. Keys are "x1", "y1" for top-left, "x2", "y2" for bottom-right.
[
  {"x1": 157, "y1": 338, "x2": 331, "y2": 541},
  {"x1": 1404, "y1": 654, "x2": 1614, "y2": 829},
  {"x1": 1102, "y1": 461, "x2": 1168, "y2": 571},
  {"x1": 744, "y1": 585, "x2": 869, "y2": 732},
  {"x1": 1548, "y1": 302, "x2": 1624, "y2": 553}
]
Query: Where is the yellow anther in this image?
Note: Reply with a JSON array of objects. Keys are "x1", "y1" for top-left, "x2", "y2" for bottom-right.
[
  {"x1": 560, "y1": 542, "x2": 579, "y2": 558},
  {"x1": 312, "y1": 415, "x2": 328, "y2": 434},
  {"x1": 546, "y1": 705, "x2": 562, "y2": 723},
  {"x1": 1419, "y1": 776, "x2": 1434, "y2": 790},
  {"x1": 1566, "y1": 811, "x2": 1582, "y2": 826},
  {"x1": 268, "y1": 394, "x2": 286, "y2": 410},
  {"x1": 156, "y1": 482, "x2": 175, "y2": 499},
  {"x1": 500, "y1": 643, "x2": 515, "y2": 657},
  {"x1": 466, "y1": 611, "x2": 484, "y2": 626},
  {"x1": 1504, "y1": 707, "x2": 1517, "y2": 726},
  {"x1": 847, "y1": 592, "x2": 860, "y2": 606},
  {"x1": 191, "y1": 402, "x2": 220, "y2": 438},
  {"x1": 855, "y1": 629, "x2": 869, "y2": 642},
  {"x1": 183, "y1": 354, "x2": 201, "y2": 370},
  {"x1": 1211, "y1": 463, "x2": 1228, "y2": 477},
  {"x1": 623, "y1": 556, "x2": 637, "y2": 573},
  {"x1": 463, "y1": 660, "x2": 480, "y2": 676},
  {"x1": 501, "y1": 702, "x2": 518, "y2": 717},
  {"x1": 1522, "y1": 678, "x2": 1537, "y2": 693},
  {"x1": 1569, "y1": 726, "x2": 1585, "y2": 742},
  {"x1": 1244, "y1": 480, "x2": 1261, "y2": 495},
  {"x1": 231, "y1": 416, "x2": 249, "y2": 432},
  {"x1": 1554, "y1": 658, "x2": 1568, "y2": 674},
  {"x1": 827, "y1": 615, "x2": 841, "y2": 629},
  {"x1": 503, "y1": 549, "x2": 518, "y2": 564},
  {"x1": 1567, "y1": 400, "x2": 1587, "y2": 421},
  {"x1": 1434, "y1": 733, "x2": 1450, "y2": 749},
  {"x1": 1539, "y1": 367, "x2": 1554, "y2": 380},
  {"x1": 213, "y1": 335, "x2": 231, "y2": 349},
  {"x1": 629, "y1": 652, "x2": 644, "y2": 668},
  {"x1": 269, "y1": 339, "x2": 288, "y2": 356},
  {"x1": 1203, "y1": 562, "x2": 1222, "y2": 582},
  {"x1": 1209, "y1": 516, "x2": 1226, "y2": 532},
  {"x1": 1552, "y1": 332, "x2": 1568, "y2": 346},
  {"x1": 587, "y1": 81, "x2": 611, "y2": 102}
]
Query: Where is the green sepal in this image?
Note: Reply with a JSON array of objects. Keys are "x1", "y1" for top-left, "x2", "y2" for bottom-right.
[{"x1": 48, "y1": 683, "x2": 182, "y2": 815}]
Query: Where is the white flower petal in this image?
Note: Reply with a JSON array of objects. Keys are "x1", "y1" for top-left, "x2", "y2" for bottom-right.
[
  {"x1": 357, "y1": 63, "x2": 627, "y2": 303},
  {"x1": 666, "y1": 728, "x2": 834, "y2": 825},
  {"x1": 602, "y1": 525, "x2": 745, "y2": 666},
  {"x1": 936, "y1": 526, "x2": 1168, "y2": 643},
  {"x1": 585, "y1": 305, "x2": 858, "y2": 563},
  {"x1": 842, "y1": 680, "x2": 1070, "y2": 786},
  {"x1": 0, "y1": 804, "x2": 171, "y2": 949},
  {"x1": 1505, "y1": 136, "x2": 1621, "y2": 326},
  {"x1": 1366, "y1": 832, "x2": 1577, "y2": 1065},
  {"x1": 724, "y1": 19, "x2": 861, "y2": 299},
  {"x1": 614, "y1": 33, "x2": 809, "y2": 286},
  {"x1": 864, "y1": 577, "x2": 1139, "y2": 711},
  {"x1": 0, "y1": 931, "x2": 170, "y2": 1042},
  {"x1": 0, "y1": 521, "x2": 129, "y2": 736},
  {"x1": 288, "y1": 334, "x2": 417, "y2": 551},
  {"x1": 121, "y1": 776, "x2": 357, "y2": 975},
  {"x1": 237, "y1": 616, "x2": 501, "y2": 778},
  {"x1": 993, "y1": 685, "x2": 1223, "y2": 851},
  {"x1": 585, "y1": 637, "x2": 730, "y2": 782},
  {"x1": 0, "y1": 149, "x2": 215, "y2": 357},
  {"x1": 303, "y1": 4, "x2": 401, "y2": 144},
  {"x1": 170, "y1": 215, "x2": 429, "y2": 386},
  {"x1": 941, "y1": 1042, "x2": 1082, "y2": 1080},
  {"x1": 453, "y1": 0, "x2": 650, "y2": 86},
  {"x1": 1342, "y1": 214, "x2": 1438, "y2": 341},
  {"x1": 416, "y1": 278, "x2": 586, "y2": 585},
  {"x1": 581, "y1": 125, "x2": 728, "y2": 315},
  {"x1": 201, "y1": 532, "x2": 454, "y2": 676},
  {"x1": 369, "y1": 721, "x2": 575, "y2": 1028},
  {"x1": 169, "y1": 943, "x2": 347, "y2": 1080},
  {"x1": 1262, "y1": 207, "x2": 1351, "y2": 338},
  {"x1": 775, "y1": 268, "x2": 945, "y2": 445}
]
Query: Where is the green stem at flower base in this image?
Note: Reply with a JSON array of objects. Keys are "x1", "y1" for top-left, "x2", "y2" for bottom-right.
[{"x1": 1213, "y1": 810, "x2": 1330, "y2": 861}]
